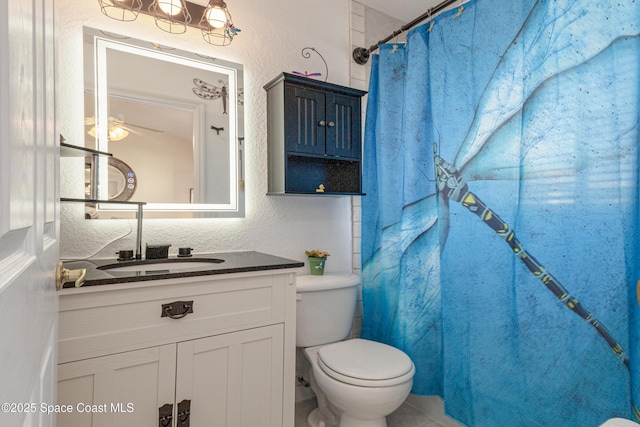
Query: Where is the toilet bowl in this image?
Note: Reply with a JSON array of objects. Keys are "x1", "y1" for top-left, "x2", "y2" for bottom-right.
[{"x1": 296, "y1": 274, "x2": 415, "y2": 427}]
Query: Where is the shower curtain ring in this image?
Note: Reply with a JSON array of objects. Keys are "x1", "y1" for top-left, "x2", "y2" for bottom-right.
[
  {"x1": 427, "y1": 9, "x2": 435, "y2": 32},
  {"x1": 454, "y1": 1, "x2": 464, "y2": 19}
]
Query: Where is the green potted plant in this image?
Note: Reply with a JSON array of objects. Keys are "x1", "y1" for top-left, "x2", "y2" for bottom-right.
[{"x1": 305, "y1": 248, "x2": 330, "y2": 275}]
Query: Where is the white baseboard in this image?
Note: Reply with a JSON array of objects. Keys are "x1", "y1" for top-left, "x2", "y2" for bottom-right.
[{"x1": 404, "y1": 395, "x2": 467, "y2": 427}]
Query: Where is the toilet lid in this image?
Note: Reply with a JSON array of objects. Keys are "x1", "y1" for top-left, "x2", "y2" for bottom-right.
[{"x1": 317, "y1": 339, "x2": 414, "y2": 386}]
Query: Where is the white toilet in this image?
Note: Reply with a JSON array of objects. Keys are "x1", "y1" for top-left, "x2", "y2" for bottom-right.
[
  {"x1": 599, "y1": 419, "x2": 640, "y2": 427},
  {"x1": 296, "y1": 274, "x2": 415, "y2": 427}
]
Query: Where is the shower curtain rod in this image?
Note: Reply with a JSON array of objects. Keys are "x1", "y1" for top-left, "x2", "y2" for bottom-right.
[{"x1": 352, "y1": 0, "x2": 462, "y2": 65}]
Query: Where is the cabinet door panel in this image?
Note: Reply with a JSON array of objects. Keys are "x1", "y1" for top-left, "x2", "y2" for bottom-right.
[
  {"x1": 325, "y1": 93, "x2": 361, "y2": 159},
  {"x1": 57, "y1": 345, "x2": 176, "y2": 427},
  {"x1": 176, "y1": 325, "x2": 285, "y2": 427},
  {"x1": 284, "y1": 85, "x2": 326, "y2": 155}
]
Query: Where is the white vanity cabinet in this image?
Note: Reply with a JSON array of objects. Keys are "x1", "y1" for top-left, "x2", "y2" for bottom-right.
[{"x1": 56, "y1": 270, "x2": 297, "y2": 427}]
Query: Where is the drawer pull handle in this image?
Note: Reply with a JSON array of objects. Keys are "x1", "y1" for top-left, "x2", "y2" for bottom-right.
[
  {"x1": 161, "y1": 301, "x2": 194, "y2": 319},
  {"x1": 177, "y1": 399, "x2": 191, "y2": 426},
  {"x1": 158, "y1": 403, "x2": 173, "y2": 427}
]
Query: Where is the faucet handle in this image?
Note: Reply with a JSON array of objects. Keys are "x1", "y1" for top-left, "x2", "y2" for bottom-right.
[
  {"x1": 145, "y1": 243, "x2": 171, "y2": 260},
  {"x1": 178, "y1": 247, "x2": 194, "y2": 257},
  {"x1": 116, "y1": 250, "x2": 134, "y2": 261}
]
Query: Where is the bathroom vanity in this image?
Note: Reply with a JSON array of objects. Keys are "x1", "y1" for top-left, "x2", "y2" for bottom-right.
[{"x1": 56, "y1": 252, "x2": 303, "y2": 427}]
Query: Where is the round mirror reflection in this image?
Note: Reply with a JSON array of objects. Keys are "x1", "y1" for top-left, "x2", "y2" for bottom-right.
[{"x1": 107, "y1": 157, "x2": 137, "y2": 201}]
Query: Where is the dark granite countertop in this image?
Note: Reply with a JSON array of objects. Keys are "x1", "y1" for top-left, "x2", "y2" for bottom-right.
[{"x1": 61, "y1": 251, "x2": 304, "y2": 288}]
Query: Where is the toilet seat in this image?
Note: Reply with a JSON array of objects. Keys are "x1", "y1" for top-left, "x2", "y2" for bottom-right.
[{"x1": 317, "y1": 339, "x2": 415, "y2": 387}]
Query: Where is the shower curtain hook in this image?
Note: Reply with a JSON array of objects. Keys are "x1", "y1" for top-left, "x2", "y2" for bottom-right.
[
  {"x1": 391, "y1": 32, "x2": 405, "y2": 53},
  {"x1": 454, "y1": 1, "x2": 464, "y2": 19},
  {"x1": 427, "y1": 9, "x2": 435, "y2": 32}
]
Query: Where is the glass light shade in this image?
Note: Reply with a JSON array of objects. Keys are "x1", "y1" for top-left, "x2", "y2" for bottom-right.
[
  {"x1": 88, "y1": 125, "x2": 129, "y2": 142},
  {"x1": 108, "y1": 126, "x2": 129, "y2": 141},
  {"x1": 205, "y1": 7, "x2": 227, "y2": 29},
  {"x1": 157, "y1": 0, "x2": 183, "y2": 16},
  {"x1": 200, "y1": 0, "x2": 237, "y2": 46},
  {"x1": 150, "y1": 0, "x2": 191, "y2": 34}
]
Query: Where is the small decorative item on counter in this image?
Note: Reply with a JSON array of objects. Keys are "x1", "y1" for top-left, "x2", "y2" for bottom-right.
[
  {"x1": 305, "y1": 248, "x2": 330, "y2": 275},
  {"x1": 178, "y1": 247, "x2": 194, "y2": 257}
]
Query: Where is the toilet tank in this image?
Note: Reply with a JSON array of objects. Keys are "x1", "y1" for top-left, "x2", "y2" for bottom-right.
[{"x1": 296, "y1": 274, "x2": 360, "y2": 347}]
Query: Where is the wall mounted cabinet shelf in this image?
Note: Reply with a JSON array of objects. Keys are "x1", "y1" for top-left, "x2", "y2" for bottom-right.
[
  {"x1": 60, "y1": 142, "x2": 145, "y2": 205},
  {"x1": 264, "y1": 73, "x2": 366, "y2": 195},
  {"x1": 60, "y1": 141, "x2": 117, "y2": 202},
  {"x1": 60, "y1": 198, "x2": 146, "y2": 206}
]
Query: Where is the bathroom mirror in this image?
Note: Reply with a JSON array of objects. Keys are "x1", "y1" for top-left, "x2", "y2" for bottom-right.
[{"x1": 83, "y1": 27, "x2": 244, "y2": 218}]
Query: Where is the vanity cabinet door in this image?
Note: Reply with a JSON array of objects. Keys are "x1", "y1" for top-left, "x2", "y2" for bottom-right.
[
  {"x1": 175, "y1": 324, "x2": 285, "y2": 427},
  {"x1": 57, "y1": 344, "x2": 176, "y2": 427}
]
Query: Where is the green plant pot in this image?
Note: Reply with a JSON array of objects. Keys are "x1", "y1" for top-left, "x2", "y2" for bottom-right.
[{"x1": 308, "y1": 257, "x2": 327, "y2": 275}]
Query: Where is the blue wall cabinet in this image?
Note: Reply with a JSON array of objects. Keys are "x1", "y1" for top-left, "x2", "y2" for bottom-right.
[{"x1": 264, "y1": 73, "x2": 366, "y2": 195}]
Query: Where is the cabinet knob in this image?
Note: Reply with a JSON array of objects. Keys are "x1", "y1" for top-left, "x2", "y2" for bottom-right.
[
  {"x1": 327, "y1": 121, "x2": 335, "y2": 127},
  {"x1": 318, "y1": 120, "x2": 326, "y2": 126}
]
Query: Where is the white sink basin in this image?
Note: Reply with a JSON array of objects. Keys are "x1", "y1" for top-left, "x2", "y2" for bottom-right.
[{"x1": 98, "y1": 259, "x2": 224, "y2": 272}]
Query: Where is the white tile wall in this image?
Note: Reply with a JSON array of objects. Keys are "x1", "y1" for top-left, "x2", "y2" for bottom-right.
[{"x1": 350, "y1": 1, "x2": 366, "y2": 338}]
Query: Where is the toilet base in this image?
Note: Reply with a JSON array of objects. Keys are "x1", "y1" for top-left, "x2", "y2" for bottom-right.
[
  {"x1": 307, "y1": 408, "x2": 388, "y2": 427},
  {"x1": 338, "y1": 413, "x2": 387, "y2": 427},
  {"x1": 307, "y1": 408, "x2": 338, "y2": 427}
]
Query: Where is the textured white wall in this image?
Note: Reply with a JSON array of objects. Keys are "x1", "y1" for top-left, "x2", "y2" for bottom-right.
[{"x1": 57, "y1": 0, "x2": 354, "y2": 273}]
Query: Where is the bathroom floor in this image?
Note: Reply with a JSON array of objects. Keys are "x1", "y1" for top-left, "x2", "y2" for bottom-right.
[{"x1": 295, "y1": 397, "x2": 459, "y2": 427}]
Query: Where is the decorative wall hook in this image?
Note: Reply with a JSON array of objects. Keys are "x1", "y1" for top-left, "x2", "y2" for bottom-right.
[
  {"x1": 211, "y1": 125, "x2": 224, "y2": 135},
  {"x1": 293, "y1": 47, "x2": 328, "y2": 82}
]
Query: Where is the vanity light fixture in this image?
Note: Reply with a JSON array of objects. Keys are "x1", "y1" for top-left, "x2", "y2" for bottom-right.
[
  {"x1": 200, "y1": 0, "x2": 238, "y2": 46},
  {"x1": 150, "y1": 0, "x2": 191, "y2": 34},
  {"x1": 97, "y1": 0, "x2": 239, "y2": 46},
  {"x1": 98, "y1": 0, "x2": 143, "y2": 21}
]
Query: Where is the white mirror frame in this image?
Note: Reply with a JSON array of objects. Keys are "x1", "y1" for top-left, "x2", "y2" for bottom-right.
[{"x1": 92, "y1": 34, "x2": 240, "y2": 213}]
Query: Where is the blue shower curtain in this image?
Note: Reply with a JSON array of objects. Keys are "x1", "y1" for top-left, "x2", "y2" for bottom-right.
[{"x1": 361, "y1": 1, "x2": 640, "y2": 426}]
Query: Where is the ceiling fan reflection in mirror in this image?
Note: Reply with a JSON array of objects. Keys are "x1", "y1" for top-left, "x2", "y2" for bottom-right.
[{"x1": 85, "y1": 113, "x2": 164, "y2": 142}]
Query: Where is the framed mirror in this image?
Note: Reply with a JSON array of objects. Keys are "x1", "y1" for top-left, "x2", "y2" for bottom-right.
[{"x1": 83, "y1": 27, "x2": 244, "y2": 218}]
